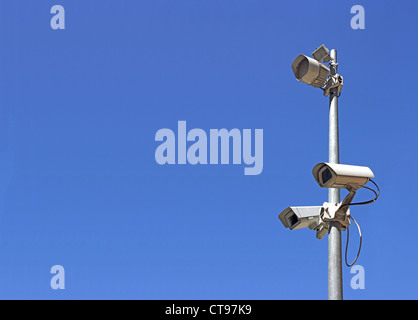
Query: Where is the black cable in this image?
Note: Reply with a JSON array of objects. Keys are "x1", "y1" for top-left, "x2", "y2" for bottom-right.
[
  {"x1": 343, "y1": 179, "x2": 379, "y2": 267},
  {"x1": 341, "y1": 179, "x2": 380, "y2": 209},
  {"x1": 345, "y1": 215, "x2": 362, "y2": 267}
]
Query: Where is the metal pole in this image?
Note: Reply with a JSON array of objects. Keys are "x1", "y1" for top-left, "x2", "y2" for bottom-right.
[{"x1": 328, "y1": 49, "x2": 343, "y2": 300}]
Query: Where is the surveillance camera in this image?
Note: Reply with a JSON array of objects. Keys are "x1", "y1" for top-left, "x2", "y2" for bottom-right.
[
  {"x1": 291, "y1": 54, "x2": 330, "y2": 88},
  {"x1": 278, "y1": 206, "x2": 323, "y2": 230},
  {"x1": 312, "y1": 162, "x2": 374, "y2": 190},
  {"x1": 278, "y1": 206, "x2": 328, "y2": 239}
]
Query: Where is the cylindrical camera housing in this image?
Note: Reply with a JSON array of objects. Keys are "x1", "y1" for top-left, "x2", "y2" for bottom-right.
[{"x1": 291, "y1": 54, "x2": 329, "y2": 88}]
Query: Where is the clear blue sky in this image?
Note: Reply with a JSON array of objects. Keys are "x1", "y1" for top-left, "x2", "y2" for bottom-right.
[{"x1": 0, "y1": 1, "x2": 417, "y2": 299}]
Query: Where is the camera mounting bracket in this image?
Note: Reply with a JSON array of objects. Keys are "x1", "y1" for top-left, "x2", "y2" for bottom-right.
[
  {"x1": 320, "y1": 188, "x2": 357, "y2": 230},
  {"x1": 323, "y1": 73, "x2": 344, "y2": 97}
]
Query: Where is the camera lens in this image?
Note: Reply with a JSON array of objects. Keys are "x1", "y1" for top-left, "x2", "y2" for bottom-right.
[
  {"x1": 322, "y1": 168, "x2": 332, "y2": 184},
  {"x1": 287, "y1": 213, "x2": 299, "y2": 228}
]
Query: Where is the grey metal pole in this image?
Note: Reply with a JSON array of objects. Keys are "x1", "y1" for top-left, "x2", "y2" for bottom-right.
[{"x1": 328, "y1": 49, "x2": 343, "y2": 300}]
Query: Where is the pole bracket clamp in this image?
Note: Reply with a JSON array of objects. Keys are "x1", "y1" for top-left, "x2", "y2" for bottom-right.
[{"x1": 323, "y1": 73, "x2": 344, "y2": 97}]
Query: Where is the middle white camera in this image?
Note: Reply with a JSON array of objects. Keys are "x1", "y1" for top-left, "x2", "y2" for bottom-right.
[{"x1": 312, "y1": 162, "x2": 374, "y2": 190}]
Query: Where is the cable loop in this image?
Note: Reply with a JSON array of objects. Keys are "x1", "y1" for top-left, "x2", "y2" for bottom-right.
[{"x1": 345, "y1": 215, "x2": 362, "y2": 267}]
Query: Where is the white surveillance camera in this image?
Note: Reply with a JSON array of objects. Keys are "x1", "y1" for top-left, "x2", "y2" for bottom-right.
[
  {"x1": 312, "y1": 162, "x2": 374, "y2": 190},
  {"x1": 291, "y1": 54, "x2": 330, "y2": 88},
  {"x1": 278, "y1": 206, "x2": 323, "y2": 230},
  {"x1": 279, "y1": 206, "x2": 328, "y2": 239}
]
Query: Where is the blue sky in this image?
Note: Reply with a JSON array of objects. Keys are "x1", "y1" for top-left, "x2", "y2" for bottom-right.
[{"x1": 0, "y1": 0, "x2": 417, "y2": 299}]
